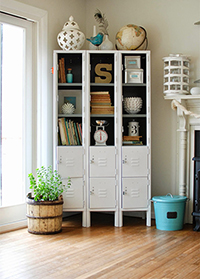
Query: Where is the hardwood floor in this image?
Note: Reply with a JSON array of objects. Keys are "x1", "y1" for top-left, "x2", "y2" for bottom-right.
[{"x1": 0, "y1": 213, "x2": 199, "y2": 279}]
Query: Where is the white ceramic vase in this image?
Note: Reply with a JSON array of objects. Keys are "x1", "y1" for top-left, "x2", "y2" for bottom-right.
[
  {"x1": 57, "y1": 16, "x2": 85, "y2": 51},
  {"x1": 100, "y1": 35, "x2": 113, "y2": 50}
]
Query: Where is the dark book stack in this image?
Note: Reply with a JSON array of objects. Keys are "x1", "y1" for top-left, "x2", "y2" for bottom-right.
[{"x1": 122, "y1": 136, "x2": 143, "y2": 146}]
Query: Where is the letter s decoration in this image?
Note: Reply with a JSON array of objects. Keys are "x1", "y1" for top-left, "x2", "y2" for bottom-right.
[{"x1": 95, "y1": 63, "x2": 112, "y2": 83}]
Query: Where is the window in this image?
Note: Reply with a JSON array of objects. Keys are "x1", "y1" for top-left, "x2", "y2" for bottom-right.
[{"x1": 0, "y1": 12, "x2": 33, "y2": 225}]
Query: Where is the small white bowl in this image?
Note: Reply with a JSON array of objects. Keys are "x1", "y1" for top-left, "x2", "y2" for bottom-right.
[{"x1": 123, "y1": 97, "x2": 143, "y2": 114}]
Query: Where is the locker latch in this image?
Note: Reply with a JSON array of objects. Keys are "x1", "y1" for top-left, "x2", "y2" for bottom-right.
[
  {"x1": 123, "y1": 187, "x2": 128, "y2": 195},
  {"x1": 90, "y1": 156, "x2": 94, "y2": 164},
  {"x1": 122, "y1": 156, "x2": 127, "y2": 164}
]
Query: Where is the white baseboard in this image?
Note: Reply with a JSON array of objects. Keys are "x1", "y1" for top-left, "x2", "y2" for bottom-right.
[{"x1": 0, "y1": 219, "x2": 27, "y2": 234}]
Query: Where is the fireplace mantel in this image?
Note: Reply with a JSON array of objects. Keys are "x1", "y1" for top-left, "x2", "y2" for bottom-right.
[{"x1": 165, "y1": 94, "x2": 200, "y2": 223}]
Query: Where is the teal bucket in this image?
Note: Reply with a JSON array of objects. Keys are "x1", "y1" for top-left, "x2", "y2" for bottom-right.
[{"x1": 152, "y1": 194, "x2": 187, "y2": 231}]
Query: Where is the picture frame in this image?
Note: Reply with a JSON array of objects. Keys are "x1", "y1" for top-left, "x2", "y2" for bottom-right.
[{"x1": 58, "y1": 90, "x2": 82, "y2": 114}]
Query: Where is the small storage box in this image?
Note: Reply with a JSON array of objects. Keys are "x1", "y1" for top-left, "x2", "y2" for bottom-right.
[
  {"x1": 152, "y1": 194, "x2": 187, "y2": 231},
  {"x1": 125, "y1": 69, "x2": 143, "y2": 83},
  {"x1": 124, "y1": 56, "x2": 141, "y2": 69}
]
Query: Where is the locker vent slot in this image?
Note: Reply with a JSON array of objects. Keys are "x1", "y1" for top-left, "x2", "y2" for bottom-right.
[
  {"x1": 98, "y1": 189, "x2": 107, "y2": 198},
  {"x1": 98, "y1": 158, "x2": 107, "y2": 167},
  {"x1": 131, "y1": 189, "x2": 140, "y2": 198},
  {"x1": 65, "y1": 158, "x2": 75, "y2": 167},
  {"x1": 131, "y1": 158, "x2": 140, "y2": 167},
  {"x1": 65, "y1": 189, "x2": 75, "y2": 198}
]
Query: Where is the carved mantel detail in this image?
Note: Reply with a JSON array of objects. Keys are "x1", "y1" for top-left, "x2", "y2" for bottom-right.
[{"x1": 165, "y1": 95, "x2": 200, "y2": 198}]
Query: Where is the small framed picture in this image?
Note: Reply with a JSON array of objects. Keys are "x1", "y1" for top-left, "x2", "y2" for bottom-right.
[
  {"x1": 64, "y1": 96, "x2": 76, "y2": 108},
  {"x1": 58, "y1": 90, "x2": 82, "y2": 114}
]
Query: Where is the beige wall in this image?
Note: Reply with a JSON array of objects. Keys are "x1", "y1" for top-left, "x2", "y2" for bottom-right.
[{"x1": 16, "y1": 0, "x2": 200, "y2": 197}]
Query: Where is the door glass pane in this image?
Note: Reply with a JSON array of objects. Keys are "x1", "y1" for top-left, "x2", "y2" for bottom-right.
[{"x1": 0, "y1": 23, "x2": 24, "y2": 206}]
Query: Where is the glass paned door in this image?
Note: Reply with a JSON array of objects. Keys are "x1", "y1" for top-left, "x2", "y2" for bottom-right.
[
  {"x1": 0, "y1": 13, "x2": 33, "y2": 228},
  {"x1": 1, "y1": 23, "x2": 24, "y2": 206}
]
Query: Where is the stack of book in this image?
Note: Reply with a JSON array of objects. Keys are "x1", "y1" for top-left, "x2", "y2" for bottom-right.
[
  {"x1": 90, "y1": 91, "x2": 114, "y2": 114},
  {"x1": 58, "y1": 118, "x2": 82, "y2": 145},
  {"x1": 58, "y1": 58, "x2": 66, "y2": 83},
  {"x1": 122, "y1": 136, "x2": 143, "y2": 146}
]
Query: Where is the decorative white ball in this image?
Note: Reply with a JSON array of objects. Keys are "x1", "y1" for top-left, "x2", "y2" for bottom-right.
[
  {"x1": 57, "y1": 16, "x2": 85, "y2": 51},
  {"x1": 61, "y1": 103, "x2": 75, "y2": 114},
  {"x1": 123, "y1": 97, "x2": 143, "y2": 114},
  {"x1": 190, "y1": 87, "x2": 200, "y2": 95}
]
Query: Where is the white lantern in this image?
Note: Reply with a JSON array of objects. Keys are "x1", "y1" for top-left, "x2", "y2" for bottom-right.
[{"x1": 163, "y1": 54, "x2": 190, "y2": 96}]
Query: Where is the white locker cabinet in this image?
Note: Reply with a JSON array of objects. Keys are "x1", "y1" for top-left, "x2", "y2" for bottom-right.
[
  {"x1": 62, "y1": 178, "x2": 84, "y2": 209},
  {"x1": 122, "y1": 178, "x2": 148, "y2": 209},
  {"x1": 122, "y1": 146, "x2": 148, "y2": 177},
  {"x1": 53, "y1": 50, "x2": 151, "y2": 227},
  {"x1": 90, "y1": 178, "x2": 116, "y2": 209},
  {"x1": 57, "y1": 146, "x2": 83, "y2": 178},
  {"x1": 90, "y1": 146, "x2": 115, "y2": 178}
]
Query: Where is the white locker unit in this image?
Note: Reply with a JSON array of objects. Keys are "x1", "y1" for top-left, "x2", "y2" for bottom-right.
[
  {"x1": 89, "y1": 147, "x2": 116, "y2": 177},
  {"x1": 90, "y1": 178, "x2": 116, "y2": 209},
  {"x1": 53, "y1": 51, "x2": 87, "y2": 227},
  {"x1": 122, "y1": 178, "x2": 148, "y2": 209},
  {"x1": 86, "y1": 51, "x2": 118, "y2": 227},
  {"x1": 62, "y1": 177, "x2": 84, "y2": 209},
  {"x1": 53, "y1": 50, "x2": 151, "y2": 228},
  {"x1": 57, "y1": 147, "x2": 84, "y2": 210},
  {"x1": 57, "y1": 146, "x2": 83, "y2": 178},
  {"x1": 122, "y1": 146, "x2": 148, "y2": 177}
]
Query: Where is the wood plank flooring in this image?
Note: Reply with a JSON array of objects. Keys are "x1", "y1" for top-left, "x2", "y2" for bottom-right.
[{"x1": 0, "y1": 213, "x2": 199, "y2": 279}]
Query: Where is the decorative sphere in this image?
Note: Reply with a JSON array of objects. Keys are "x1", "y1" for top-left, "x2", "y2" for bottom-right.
[
  {"x1": 116, "y1": 24, "x2": 147, "y2": 50},
  {"x1": 57, "y1": 16, "x2": 85, "y2": 51},
  {"x1": 61, "y1": 103, "x2": 75, "y2": 114}
]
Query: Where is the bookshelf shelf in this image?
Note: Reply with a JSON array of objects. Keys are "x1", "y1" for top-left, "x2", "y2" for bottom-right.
[
  {"x1": 58, "y1": 114, "x2": 82, "y2": 117},
  {"x1": 90, "y1": 83, "x2": 114, "y2": 86},
  {"x1": 122, "y1": 83, "x2": 146, "y2": 87},
  {"x1": 123, "y1": 114, "x2": 146, "y2": 118},
  {"x1": 58, "y1": 83, "x2": 82, "y2": 87}
]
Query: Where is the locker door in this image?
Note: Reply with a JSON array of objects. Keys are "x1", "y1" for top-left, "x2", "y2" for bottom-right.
[
  {"x1": 90, "y1": 146, "x2": 115, "y2": 177},
  {"x1": 122, "y1": 177, "x2": 148, "y2": 209},
  {"x1": 90, "y1": 178, "x2": 116, "y2": 208},
  {"x1": 57, "y1": 146, "x2": 83, "y2": 178},
  {"x1": 62, "y1": 178, "x2": 83, "y2": 209},
  {"x1": 122, "y1": 146, "x2": 148, "y2": 177}
]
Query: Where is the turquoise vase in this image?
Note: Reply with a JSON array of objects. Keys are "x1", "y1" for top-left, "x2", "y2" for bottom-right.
[{"x1": 67, "y1": 68, "x2": 73, "y2": 83}]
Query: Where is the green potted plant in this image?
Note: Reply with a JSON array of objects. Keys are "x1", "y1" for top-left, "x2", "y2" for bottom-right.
[{"x1": 26, "y1": 166, "x2": 70, "y2": 234}]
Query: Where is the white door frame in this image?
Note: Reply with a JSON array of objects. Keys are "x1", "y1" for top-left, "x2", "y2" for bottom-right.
[{"x1": 0, "y1": 0, "x2": 48, "y2": 232}]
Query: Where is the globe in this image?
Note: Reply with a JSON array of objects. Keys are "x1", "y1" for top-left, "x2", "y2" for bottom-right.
[{"x1": 115, "y1": 24, "x2": 147, "y2": 50}]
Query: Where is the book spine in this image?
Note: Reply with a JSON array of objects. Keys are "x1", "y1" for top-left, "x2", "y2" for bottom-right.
[
  {"x1": 65, "y1": 120, "x2": 70, "y2": 145},
  {"x1": 58, "y1": 118, "x2": 67, "y2": 145},
  {"x1": 77, "y1": 123, "x2": 82, "y2": 145},
  {"x1": 74, "y1": 122, "x2": 80, "y2": 145}
]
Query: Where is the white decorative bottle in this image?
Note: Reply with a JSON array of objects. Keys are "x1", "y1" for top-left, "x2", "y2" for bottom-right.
[
  {"x1": 100, "y1": 34, "x2": 113, "y2": 50},
  {"x1": 89, "y1": 25, "x2": 98, "y2": 50}
]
